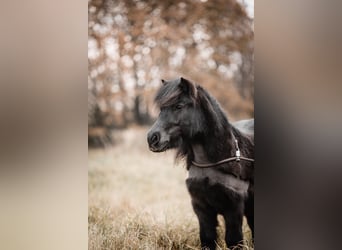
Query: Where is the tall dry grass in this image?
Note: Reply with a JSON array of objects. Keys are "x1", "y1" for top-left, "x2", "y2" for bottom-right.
[{"x1": 89, "y1": 127, "x2": 253, "y2": 249}]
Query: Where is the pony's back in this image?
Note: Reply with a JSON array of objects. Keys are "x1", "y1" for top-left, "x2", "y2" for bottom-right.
[{"x1": 233, "y1": 119, "x2": 254, "y2": 136}]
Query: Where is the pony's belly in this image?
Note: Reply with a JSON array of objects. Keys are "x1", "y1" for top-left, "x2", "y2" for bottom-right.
[{"x1": 186, "y1": 166, "x2": 249, "y2": 196}]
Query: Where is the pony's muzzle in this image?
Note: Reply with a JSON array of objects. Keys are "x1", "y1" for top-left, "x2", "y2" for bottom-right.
[{"x1": 147, "y1": 131, "x2": 160, "y2": 149}]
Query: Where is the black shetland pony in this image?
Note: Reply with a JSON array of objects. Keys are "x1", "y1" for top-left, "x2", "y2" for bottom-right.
[{"x1": 147, "y1": 77, "x2": 254, "y2": 250}]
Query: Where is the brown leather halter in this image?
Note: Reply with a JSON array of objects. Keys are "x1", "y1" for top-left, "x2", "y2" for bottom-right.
[{"x1": 191, "y1": 139, "x2": 254, "y2": 168}]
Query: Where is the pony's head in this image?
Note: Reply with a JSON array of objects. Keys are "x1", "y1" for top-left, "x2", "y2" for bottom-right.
[
  {"x1": 147, "y1": 77, "x2": 203, "y2": 152},
  {"x1": 147, "y1": 77, "x2": 226, "y2": 153}
]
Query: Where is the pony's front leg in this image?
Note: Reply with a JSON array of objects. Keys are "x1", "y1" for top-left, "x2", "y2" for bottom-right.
[
  {"x1": 192, "y1": 201, "x2": 218, "y2": 250},
  {"x1": 223, "y1": 209, "x2": 244, "y2": 249}
]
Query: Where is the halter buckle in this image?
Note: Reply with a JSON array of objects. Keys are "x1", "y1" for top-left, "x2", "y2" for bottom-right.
[
  {"x1": 234, "y1": 139, "x2": 241, "y2": 161},
  {"x1": 236, "y1": 149, "x2": 241, "y2": 161}
]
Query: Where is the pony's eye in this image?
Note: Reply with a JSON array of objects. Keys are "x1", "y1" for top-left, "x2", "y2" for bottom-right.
[{"x1": 175, "y1": 104, "x2": 183, "y2": 110}]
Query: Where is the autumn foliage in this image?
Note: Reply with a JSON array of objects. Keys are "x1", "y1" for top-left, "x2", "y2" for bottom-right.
[{"x1": 88, "y1": 0, "x2": 254, "y2": 131}]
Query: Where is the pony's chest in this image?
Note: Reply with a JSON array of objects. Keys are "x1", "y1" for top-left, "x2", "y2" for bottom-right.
[{"x1": 186, "y1": 166, "x2": 249, "y2": 196}]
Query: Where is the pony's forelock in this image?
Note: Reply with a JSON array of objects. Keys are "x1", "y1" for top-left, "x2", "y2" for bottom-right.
[{"x1": 155, "y1": 81, "x2": 180, "y2": 107}]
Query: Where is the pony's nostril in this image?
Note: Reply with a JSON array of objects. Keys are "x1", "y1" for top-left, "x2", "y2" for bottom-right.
[
  {"x1": 148, "y1": 132, "x2": 160, "y2": 146},
  {"x1": 151, "y1": 132, "x2": 160, "y2": 144}
]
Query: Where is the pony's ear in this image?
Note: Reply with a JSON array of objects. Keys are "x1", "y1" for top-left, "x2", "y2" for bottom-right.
[{"x1": 179, "y1": 77, "x2": 197, "y2": 99}]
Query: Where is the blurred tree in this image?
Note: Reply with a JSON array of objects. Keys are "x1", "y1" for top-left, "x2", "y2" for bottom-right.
[
  {"x1": 88, "y1": 77, "x2": 113, "y2": 147},
  {"x1": 88, "y1": 0, "x2": 254, "y2": 131}
]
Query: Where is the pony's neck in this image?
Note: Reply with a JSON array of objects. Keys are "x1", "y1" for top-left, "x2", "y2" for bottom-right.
[
  {"x1": 191, "y1": 102, "x2": 235, "y2": 163},
  {"x1": 192, "y1": 126, "x2": 234, "y2": 163},
  {"x1": 179, "y1": 87, "x2": 242, "y2": 165},
  {"x1": 191, "y1": 144, "x2": 210, "y2": 164}
]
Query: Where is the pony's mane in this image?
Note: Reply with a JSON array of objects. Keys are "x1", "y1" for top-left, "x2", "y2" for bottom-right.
[
  {"x1": 168, "y1": 84, "x2": 233, "y2": 166},
  {"x1": 196, "y1": 86, "x2": 230, "y2": 134}
]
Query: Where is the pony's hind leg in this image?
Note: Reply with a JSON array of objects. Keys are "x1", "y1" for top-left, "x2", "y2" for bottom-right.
[
  {"x1": 245, "y1": 193, "x2": 254, "y2": 237},
  {"x1": 245, "y1": 206, "x2": 254, "y2": 237},
  {"x1": 192, "y1": 201, "x2": 218, "y2": 250}
]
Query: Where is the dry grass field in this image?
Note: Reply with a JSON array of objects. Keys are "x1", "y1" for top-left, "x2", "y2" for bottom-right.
[{"x1": 88, "y1": 127, "x2": 253, "y2": 250}]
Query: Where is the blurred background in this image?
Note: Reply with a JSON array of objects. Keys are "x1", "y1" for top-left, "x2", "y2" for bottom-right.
[
  {"x1": 88, "y1": 0, "x2": 254, "y2": 249},
  {"x1": 88, "y1": 0, "x2": 254, "y2": 147}
]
